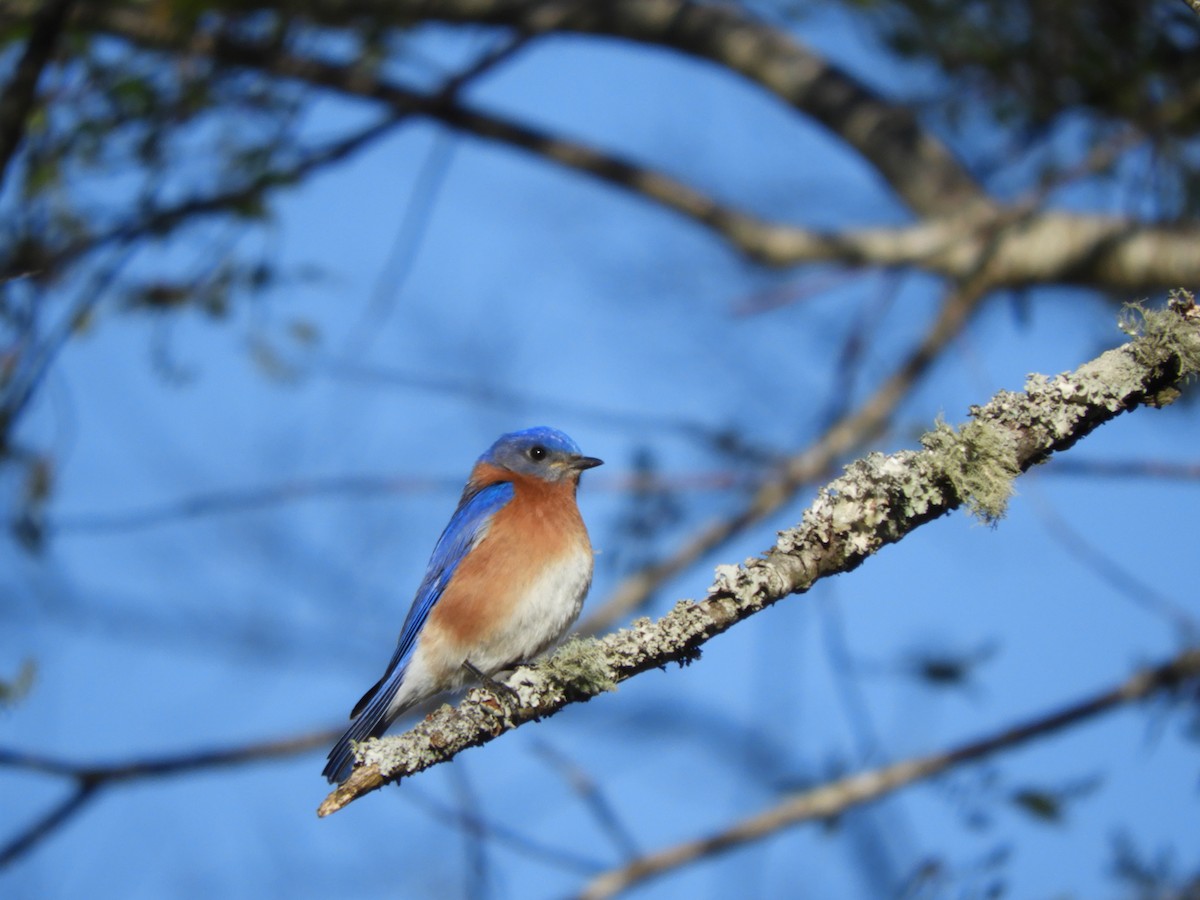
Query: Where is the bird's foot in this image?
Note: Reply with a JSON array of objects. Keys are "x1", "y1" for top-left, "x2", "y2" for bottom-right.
[{"x1": 462, "y1": 659, "x2": 522, "y2": 709}]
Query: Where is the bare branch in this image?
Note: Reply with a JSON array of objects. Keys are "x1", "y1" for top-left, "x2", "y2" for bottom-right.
[
  {"x1": 152, "y1": 34, "x2": 1200, "y2": 288},
  {"x1": 1026, "y1": 489, "x2": 1197, "y2": 637},
  {"x1": 22, "y1": 9, "x2": 1200, "y2": 292},
  {"x1": 27, "y1": 0, "x2": 983, "y2": 216},
  {"x1": 403, "y1": 783, "x2": 607, "y2": 873},
  {"x1": 0, "y1": 729, "x2": 336, "y2": 867},
  {"x1": 316, "y1": 294, "x2": 1200, "y2": 817},
  {"x1": 532, "y1": 740, "x2": 641, "y2": 862},
  {"x1": 0, "y1": 784, "x2": 99, "y2": 869},
  {"x1": 48, "y1": 475, "x2": 460, "y2": 534},
  {"x1": 159, "y1": 58, "x2": 1200, "y2": 289},
  {"x1": 578, "y1": 647, "x2": 1200, "y2": 899},
  {"x1": 380, "y1": 0, "x2": 986, "y2": 215}
]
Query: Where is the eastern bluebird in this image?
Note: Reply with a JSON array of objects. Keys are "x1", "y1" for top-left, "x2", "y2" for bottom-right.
[{"x1": 323, "y1": 426, "x2": 602, "y2": 783}]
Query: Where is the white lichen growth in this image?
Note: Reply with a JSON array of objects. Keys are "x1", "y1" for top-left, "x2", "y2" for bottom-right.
[
  {"x1": 543, "y1": 637, "x2": 616, "y2": 694},
  {"x1": 1119, "y1": 291, "x2": 1200, "y2": 406},
  {"x1": 921, "y1": 418, "x2": 1020, "y2": 525}
]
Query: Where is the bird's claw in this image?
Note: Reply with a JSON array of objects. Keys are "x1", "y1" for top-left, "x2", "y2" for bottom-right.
[{"x1": 463, "y1": 659, "x2": 522, "y2": 710}]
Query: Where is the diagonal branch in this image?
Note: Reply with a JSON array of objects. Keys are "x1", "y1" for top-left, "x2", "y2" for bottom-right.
[
  {"x1": 581, "y1": 267, "x2": 988, "y2": 634},
  {"x1": 239, "y1": 47, "x2": 1200, "y2": 289},
  {"x1": 0, "y1": 783, "x2": 100, "y2": 869},
  {"x1": 142, "y1": 56, "x2": 1200, "y2": 290},
  {"x1": 317, "y1": 293, "x2": 1200, "y2": 817},
  {"x1": 578, "y1": 646, "x2": 1200, "y2": 898},
  {"x1": 385, "y1": 0, "x2": 989, "y2": 215}
]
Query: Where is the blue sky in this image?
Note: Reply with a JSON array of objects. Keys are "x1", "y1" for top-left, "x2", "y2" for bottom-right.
[{"x1": 3, "y1": 8, "x2": 1198, "y2": 899}]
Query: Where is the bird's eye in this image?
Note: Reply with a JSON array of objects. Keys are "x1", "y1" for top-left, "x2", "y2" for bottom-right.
[{"x1": 528, "y1": 445, "x2": 547, "y2": 461}]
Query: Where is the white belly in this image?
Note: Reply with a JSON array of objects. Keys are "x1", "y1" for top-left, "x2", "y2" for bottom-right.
[
  {"x1": 392, "y1": 543, "x2": 593, "y2": 716},
  {"x1": 478, "y1": 542, "x2": 593, "y2": 669}
]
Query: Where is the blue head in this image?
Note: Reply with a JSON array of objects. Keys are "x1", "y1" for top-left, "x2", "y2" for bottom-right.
[{"x1": 480, "y1": 427, "x2": 602, "y2": 482}]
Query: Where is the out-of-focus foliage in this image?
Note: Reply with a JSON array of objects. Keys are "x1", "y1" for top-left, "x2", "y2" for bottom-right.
[{"x1": 810, "y1": 0, "x2": 1200, "y2": 211}]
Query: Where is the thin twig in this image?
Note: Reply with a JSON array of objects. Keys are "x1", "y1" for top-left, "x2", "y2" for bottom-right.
[
  {"x1": 532, "y1": 740, "x2": 641, "y2": 862},
  {"x1": 6, "y1": 115, "x2": 402, "y2": 286},
  {"x1": 0, "y1": 783, "x2": 99, "y2": 869},
  {"x1": 402, "y1": 784, "x2": 607, "y2": 874},
  {"x1": 341, "y1": 28, "x2": 537, "y2": 357},
  {"x1": 1026, "y1": 487, "x2": 1197, "y2": 638},
  {"x1": 449, "y1": 763, "x2": 490, "y2": 900},
  {"x1": 1045, "y1": 458, "x2": 1200, "y2": 481}
]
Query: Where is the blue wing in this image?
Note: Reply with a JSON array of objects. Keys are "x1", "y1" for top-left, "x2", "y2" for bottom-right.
[{"x1": 323, "y1": 479, "x2": 514, "y2": 782}]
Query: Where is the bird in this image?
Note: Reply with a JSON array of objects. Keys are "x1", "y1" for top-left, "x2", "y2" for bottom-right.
[{"x1": 323, "y1": 426, "x2": 602, "y2": 783}]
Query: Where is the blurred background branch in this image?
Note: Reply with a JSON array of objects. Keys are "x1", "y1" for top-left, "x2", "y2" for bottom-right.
[{"x1": 580, "y1": 647, "x2": 1200, "y2": 899}]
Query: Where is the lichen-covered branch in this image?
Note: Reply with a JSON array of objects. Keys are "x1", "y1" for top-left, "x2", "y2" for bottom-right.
[
  {"x1": 578, "y1": 646, "x2": 1200, "y2": 899},
  {"x1": 317, "y1": 292, "x2": 1200, "y2": 817},
  {"x1": 581, "y1": 274, "x2": 988, "y2": 634}
]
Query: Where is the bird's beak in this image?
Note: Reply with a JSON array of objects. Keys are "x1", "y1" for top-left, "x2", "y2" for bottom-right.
[{"x1": 569, "y1": 455, "x2": 603, "y2": 471}]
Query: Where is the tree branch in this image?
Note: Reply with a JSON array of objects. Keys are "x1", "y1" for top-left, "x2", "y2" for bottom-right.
[
  {"x1": 581, "y1": 267, "x2": 988, "y2": 634},
  {"x1": 1046, "y1": 458, "x2": 1200, "y2": 481},
  {"x1": 23, "y1": 7, "x2": 1200, "y2": 292},
  {"x1": 317, "y1": 293, "x2": 1200, "y2": 817},
  {"x1": 28, "y1": 0, "x2": 983, "y2": 216},
  {"x1": 0, "y1": 0, "x2": 75, "y2": 189},
  {"x1": 0, "y1": 729, "x2": 336, "y2": 867},
  {"x1": 385, "y1": 0, "x2": 988, "y2": 216},
  {"x1": 578, "y1": 646, "x2": 1200, "y2": 899},
  {"x1": 172, "y1": 40, "x2": 1200, "y2": 291},
  {"x1": 246, "y1": 49, "x2": 1200, "y2": 290}
]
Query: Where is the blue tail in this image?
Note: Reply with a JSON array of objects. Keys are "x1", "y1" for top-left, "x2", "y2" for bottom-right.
[
  {"x1": 323, "y1": 660, "x2": 412, "y2": 783},
  {"x1": 323, "y1": 712, "x2": 382, "y2": 783}
]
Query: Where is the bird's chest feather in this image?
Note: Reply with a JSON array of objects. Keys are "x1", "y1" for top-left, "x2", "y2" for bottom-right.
[
  {"x1": 427, "y1": 477, "x2": 593, "y2": 663},
  {"x1": 502, "y1": 538, "x2": 592, "y2": 650}
]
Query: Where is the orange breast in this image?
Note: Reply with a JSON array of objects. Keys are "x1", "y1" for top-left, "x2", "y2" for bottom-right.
[{"x1": 425, "y1": 471, "x2": 590, "y2": 649}]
